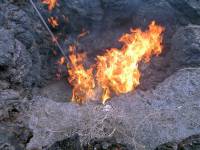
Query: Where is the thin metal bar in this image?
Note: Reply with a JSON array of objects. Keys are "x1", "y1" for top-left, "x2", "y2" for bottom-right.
[{"x1": 29, "y1": 0, "x2": 70, "y2": 63}]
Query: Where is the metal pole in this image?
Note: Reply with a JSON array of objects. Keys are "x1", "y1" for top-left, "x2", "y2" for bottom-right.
[{"x1": 29, "y1": 0, "x2": 70, "y2": 64}]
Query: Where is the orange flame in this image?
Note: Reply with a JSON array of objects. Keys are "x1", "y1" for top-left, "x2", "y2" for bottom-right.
[
  {"x1": 48, "y1": 17, "x2": 59, "y2": 28},
  {"x1": 42, "y1": 0, "x2": 57, "y2": 11},
  {"x1": 67, "y1": 45, "x2": 95, "y2": 104},
  {"x1": 67, "y1": 21, "x2": 165, "y2": 104},
  {"x1": 96, "y1": 21, "x2": 164, "y2": 103},
  {"x1": 58, "y1": 56, "x2": 65, "y2": 65}
]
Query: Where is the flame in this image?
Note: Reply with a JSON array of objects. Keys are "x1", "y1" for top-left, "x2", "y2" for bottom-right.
[
  {"x1": 67, "y1": 21, "x2": 165, "y2": 104},
  {"x1": 67, "y1": 45, "x2": 95, "y2": 104},
  {"x1": 96, "y1": 21, "x2": 164, "y2": 103},
  {"x1": 48, "y1": 17, "x2": 59, "y2": 28},
  {"x1": 58, "y1": 56, "x2": 65, "y2": 65},
  {"x1": 42, "y1": 0, "x2": 57, "y2": 11}
]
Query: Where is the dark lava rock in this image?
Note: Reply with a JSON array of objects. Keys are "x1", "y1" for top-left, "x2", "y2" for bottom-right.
[
  {"x1": 47, "y1": 134, "x2": 82, "y2": 150},
  {"x1": 155, "y1": 134, "x2": 200, "y2": 150},
  {"x1": 155, "y1": 142, "x2": 178, "y2": 150},
  {"x1": 0, "y1": 89, "x2": 21, "y2": 121},
  {"x1": 0, "y1": 89, "x2": 20, "y2": 101},
  {"x1": 0, "y1": 1, "x2": 58, "y2": 88},
  {"x1": 171, "y1": 25, "x2": 200, "y2": 67},
  {"x1": 167, "y1": 0, "x2": 200, "y2": 25},
  {"x1": 0, "y1": 29, "x2": 15, "y2": 67},
  {"x1": 133, "y1": 0, "x2": 188, "y2": 41},
  {"x1": 47, "y1": 135, "x2": 131, "y2": 150},
  {"x1": 0, "y1": 27, "x2": 33, "y2": 86},
  {"x1": 178, "y1": 134, "x2": 200, "y2": 150},
  {"x1": 0, "y1": 124, "x2": 32, "y2": 150},
  {"x1": 83, "y1": 137, "x2": 132, "y2": 150}
]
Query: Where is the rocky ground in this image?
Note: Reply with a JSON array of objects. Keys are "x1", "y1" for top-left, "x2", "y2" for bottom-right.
[{"x1": 0, "y1": 0, "x2": 200, "y2": 150}]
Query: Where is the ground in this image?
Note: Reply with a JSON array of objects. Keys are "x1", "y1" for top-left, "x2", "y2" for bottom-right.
[{"x1": 0, "y1": 0, "x2": 200, "y2": 150}]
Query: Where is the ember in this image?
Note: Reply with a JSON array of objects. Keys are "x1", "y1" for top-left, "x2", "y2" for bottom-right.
[
  {"x1": 67, "y1": 21, "x2": 165, "y2": 104},
  {"x1": 58, "y1": 56, "x2": 65, "y2": 65},
  {"x1": 77, "y1": 29, "x2": 89, "y2": 39},
  {"x1": 41, "y1": 0, "x2": 57, "y2": 11},
  {"x1": 48, "y1": 17, "x2": 59, "y2": 28}
]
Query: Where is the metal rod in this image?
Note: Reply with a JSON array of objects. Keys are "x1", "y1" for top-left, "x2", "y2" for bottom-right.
[{"x1": 29, "y1": 0, "x2": 70, "y2": 63}]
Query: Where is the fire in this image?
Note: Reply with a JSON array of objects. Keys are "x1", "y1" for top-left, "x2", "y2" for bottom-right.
[
  {"x1": 67, "y1": 45, "x2": 95, "y2": 104},
  {"x1": 41, "y1": 0, "x2": 57, "y2": 11},
  {"x1": 96, "y1": 21, "x2": 164, "y2": 103},
  {"x1": 58, "y1": 56, "x2": 65, "y2": 65},
  {"x1": 67, "y1": 21, "x2": 165, "y2": 104},
  {"x1": 48, "y1": 17, "x2": 59, "y2": 28}
]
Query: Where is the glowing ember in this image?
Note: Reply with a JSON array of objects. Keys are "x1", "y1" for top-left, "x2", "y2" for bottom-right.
[
  {"x1": 58, "y1": 56, "x2": 65, "y2": 65},
  {"x1": 48, "y1": 17, "x2": 59, "y2": 28},
  {"x1": 67, "y1": 21, "x2": 165, "y2": 104},
  {"x1": 77, "y1": 29, "x2": 89, "y2": 39},
  {"x1": 41, "y1": 0, "x2": 57, "y2": 11}
]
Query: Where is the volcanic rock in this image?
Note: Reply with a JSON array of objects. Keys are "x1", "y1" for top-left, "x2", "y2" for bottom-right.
[
  {"x1": 0, "y1": 89, "x2": 20, "y2": 101},
  {"x1": 0, "y1": 28, "x2": 15, "y2": 67},
  {"x1": 155, "y1": 134, "x2": 200, "y2": 150},
  {"x1": 179, "y1": 134, "x2": 200, "y2": 150},
  {"x1": 171, "y1": 25, "x2": 200, "y2": 67},
  {"x1": 1, "y1": 1, "x2": 200, "y2": 150},
  {"x1": 0, "y1": 1, "x2": 58, "y2": 88},
  {"x1": 0, "y1": 123, "x2": 32, "y2": 150},
  {"x1": 0, "y1": 89, "x2": 21, "y2": 121},
  {"x1": 47, "y1": 134, "x2": 82, "y2": 150},
  {"x1": 167, "y1": 0, "x2": 200, "y2": 25},
  {"x1": 46, "y1": 134, "x2": 132, "y2": 150},
  {"x1": 83, "y1": 137, "x2": 132, "y2": 150},
  {"x1": 0, "y1": 27, "x2": 33, "y2": 86},
  {"x1": 27, "y1": 68, "x2": 200, "y2": 150}
]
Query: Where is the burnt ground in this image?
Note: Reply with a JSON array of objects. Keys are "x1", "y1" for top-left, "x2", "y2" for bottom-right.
[{"x1": 0, "y1": 0, "x2": 200, "y2": 150}]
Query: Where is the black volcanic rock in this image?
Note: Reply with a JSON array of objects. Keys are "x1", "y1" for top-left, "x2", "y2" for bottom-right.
[
  {"x1": 0, "y1": 27, "x2": 33, "y2": 86},
  {"x1": 0, "y1": 28, "x2": 15, "y2": 67},
  {"x1": 167, "y1": 0, "x2": 200, "y2": 25},
  {"x1": 47, "y1": 134, "x2": 82, "y2": 150},
  {"x1": 171, "y1": 25, "x2": 200, "y2": 67},
  {"x1": 0, "y1": 124, "x2": 32, "y2": 150},
  {"x1": 0, "y1": 1, "x2": 58, "y2": 88},
  {"x1": 83, "y1": 137, "x2": 132, "y2": 150},
  {"x1": 47, "y1": 135, "x2": 131, "y2": 150},
  {"x1": 155, "y1": 134, "x2": 200, "y2": 150},
  {"x1": 179, "y1": 134, "x2": 200, "y2": 150}
]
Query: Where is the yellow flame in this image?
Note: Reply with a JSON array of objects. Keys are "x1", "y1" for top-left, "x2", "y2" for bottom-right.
[
  {"x1": 67, "y1": 45, "x2": 95, "y2": 104},
  {"x1": 42, "y1": 0, "x2": 57, "y2": 11},
  {"x1": 67, "y1": 21, "x2": 165, "y2": 104}
]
